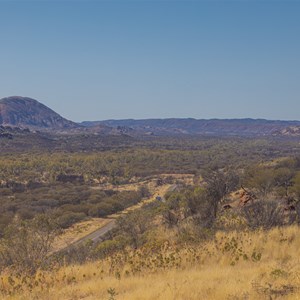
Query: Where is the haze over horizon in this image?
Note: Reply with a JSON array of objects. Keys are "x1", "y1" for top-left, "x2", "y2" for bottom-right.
[{"x1": 1, "y1": 1, "x2": 300, "y2": 122}]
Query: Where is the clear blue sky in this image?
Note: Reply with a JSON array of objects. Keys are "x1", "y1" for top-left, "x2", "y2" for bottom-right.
[{"x1": 0, "y1": 1, "x2": 300, "y2": 121}]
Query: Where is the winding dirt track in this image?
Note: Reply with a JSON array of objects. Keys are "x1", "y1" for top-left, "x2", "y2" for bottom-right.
[{"x1": 60, "y1": 183, "x2": 178, "y2": 252}]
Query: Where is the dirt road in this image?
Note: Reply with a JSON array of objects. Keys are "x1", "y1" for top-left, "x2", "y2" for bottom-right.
[
  {"x1": 59, "y1": 183, "x2": 179, "y2": 252},
  {"x1": 69, "y1": 219, "x2": 116, "y2": 246}
]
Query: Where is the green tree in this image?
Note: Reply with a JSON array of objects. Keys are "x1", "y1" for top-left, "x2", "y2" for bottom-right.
[
  {"x1": 273, "y1": 167, "x2": 295, "y2": 197},
  {"x1": 116, "y1": 210, "x2": 152, "y2": 249},
  {"x1": 244, "y1": 167, "x2": 276, "y2": 197}
]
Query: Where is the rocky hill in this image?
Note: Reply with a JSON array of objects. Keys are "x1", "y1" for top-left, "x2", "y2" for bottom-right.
[
  {"x1": 272, "y1": 126, "x2": 300, "y2": 137},
  {"x1": 0, "y1": 96, "x2": 78, "y2": 130}
]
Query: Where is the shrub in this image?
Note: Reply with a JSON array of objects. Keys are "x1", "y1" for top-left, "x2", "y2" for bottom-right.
[
  {"x1": 0, "y1": 215, "x2": 59, "y2": 274},
  {"x1": 242, "y1": 200, "x2": 286, "y2": 230},
  {"x1": 56, "y1": 212, "x2": 87, "y2": 229}
]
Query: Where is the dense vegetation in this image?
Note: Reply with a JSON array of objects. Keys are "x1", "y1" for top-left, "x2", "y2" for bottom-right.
[
  {"x1": 0, "y1": 136, "x2": 298, "y2": 233},
  {"x1": 0, "y1": 184, "x2": 148, "y2": 236},
  {"x1": 63, "y1": 157, "x2": 300, "y2": 264}
]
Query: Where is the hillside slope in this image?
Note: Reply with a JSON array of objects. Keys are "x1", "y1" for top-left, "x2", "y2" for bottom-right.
[
  {"x1": 0, "y1": 96, "x2": 78, "y2": 130},
  {"x1": 2, "y1": 226, "x2": 300, "y2": 299}
]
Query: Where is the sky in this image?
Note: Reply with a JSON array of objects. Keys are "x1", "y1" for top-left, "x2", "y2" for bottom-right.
[{"x1": 0, "y1": 1, "x2": 300, "y2": 121}]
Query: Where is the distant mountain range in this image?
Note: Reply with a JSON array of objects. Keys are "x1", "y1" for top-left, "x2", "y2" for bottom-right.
[
  {"x1": 82, "y1": 118, "x2": 300, "y2": 137},
  {"x1": 1, "y1": 96, "x2": 300, "y2": 137}
]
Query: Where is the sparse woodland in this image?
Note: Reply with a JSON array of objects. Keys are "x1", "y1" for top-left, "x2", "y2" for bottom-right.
[{"x1": 2, "y1": 136, "x2": 300, "y2": 299}]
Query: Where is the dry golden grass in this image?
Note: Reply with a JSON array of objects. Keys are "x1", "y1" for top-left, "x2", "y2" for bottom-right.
[
  {"x1": 3, "y1": 225, "x2": 300, "y2": 299},
  {"x1": 91, "y1": 177, "x2": 153, "y2": 193}
]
